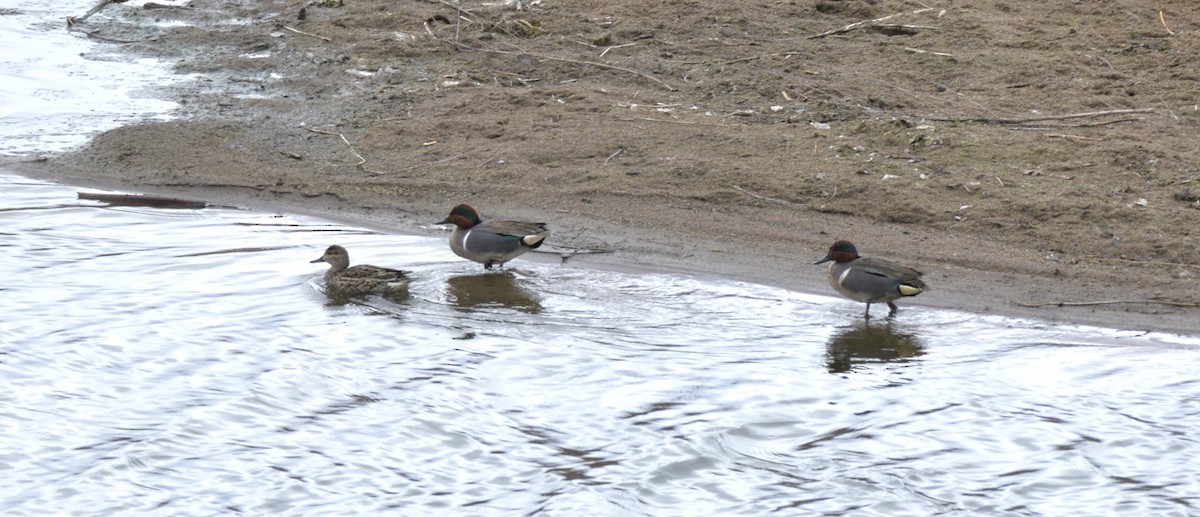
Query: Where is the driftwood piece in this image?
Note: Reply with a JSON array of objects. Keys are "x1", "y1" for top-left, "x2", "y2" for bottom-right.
[
  {"x1": 809, "y1": 8, "x2": 934, "y2": 39},
  {"x1": 1014, "y1": 299, "x2": 1200, "y2": 309},
  {"x1": 924, "y1": 108, "x2": 1153, "y2": 126},
  {"x1": 282, "y1": 25, "x2": 332, "y2": 42},
  {"x1": 427, "y1": 32, "x2": 676, "y2": 91},
  {"x1": 66, "y1": 0, "x2": 149, "y2": 43},
  {"x1": 67, "y1": 0, "x2": 119, "y2": 28},
  {"x1": 477, "y1": 45, "x2": 675, "y2": 91},
  {"x1": 78, "y1": 192, "x2": 209, "y2": 209}
]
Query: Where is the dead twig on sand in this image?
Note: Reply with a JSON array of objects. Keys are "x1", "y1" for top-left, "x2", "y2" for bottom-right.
[
  {"x1": 416, "y1": 0, "x2": 477, "y2": 18},
  {"x1": 923, "y1": 108, "x2": 1154, "y2": 126},
  {"x1": 67, "y1": 26, "x2": 142, "y2": 43},
  {"x1": 1015, "y1": 118, "x2": 1142, "y2": 131},
  {"x1": 1045, "y1": 133, "x2": 1104, "y2": 141},
  {"x1": 808, "y1": 8, "x2": 934, "y2": 39},
  {"x1": 144, "y1": 2, "x2": 193, "y2": 9},
  {"x1": 603, "y1": 148, "x2": 624, "y2": 165},
  {"x1": 823, "y1": 186, "x2": 839, "y2": 207},
  {"x1": 303, "y1": 126, "x2": 366, "y2": 167},
  {"x1": 67, "y1": 0, "x2": 118, "y2": 27},
  {"x1": 1085, "y1": 256, "x2": 1198, "y2": 269},
  {"x1": 721, "y1": 53, "x2": 780, "y2": 65},
  {"x1": 904, "y1": 47, "x2": 954, "y2": 58},
  {"x1": 430, "y1": 34, "x2": 676, "y2": 91},
  {"x1": 732, "y1": 185, "x2": 802, "y2": 206},
  {"x1": 876, "y1": 24, "x2": 941, "y2": 32},
  {"x1": 1159, "y1": 10, "x2": 1175, "y2": 35},
  {"x1": 66, "y1": 0, "x2": 146, "y2": 42},
  {"x1": 535, "y1": 239, "x2": 616, "y2": 264},
  {"x1": 282, "y1": 25, "x2": 332, "y2": 42},
  {"x1": 599, "y1": 42, "x2": 639, "y2": 58},
  {"x1": 380, "y1": 153, "x2": 466, "y2": 175},
  {"x1": 476, "y1": 152, "x2": 504, "y2": 168},
  {"x1": 510, "y1": 49, "x2": 674, "y2": 91},
  {"x1": 617, "y1": 117, "x2": 738, "y2": 128},
  {"x1": 1014, "y1": 299, "x2": 1200, "y2": 308}
]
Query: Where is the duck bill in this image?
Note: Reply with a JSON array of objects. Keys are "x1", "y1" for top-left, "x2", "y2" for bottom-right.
[
  {"x1": 814, "y1": 256, "x2": 832, "y2": 265},
  {"x1": 310, "y1": 257, "x2": 327, "y2": 264},
  {"x1": 435, "y1": 217, "x2": 451, "y2": 225}
]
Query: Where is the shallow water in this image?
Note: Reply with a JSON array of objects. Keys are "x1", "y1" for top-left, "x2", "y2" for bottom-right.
[
  {"x1": 2, "y1": 172, "x2": 1199, "y2": 516},
  {"x1": 0, "y1": 1, "x2": 178, "y2": 155},
  {"x1": 4, "y1": 3, "x2": 1200, "y2": 515}
]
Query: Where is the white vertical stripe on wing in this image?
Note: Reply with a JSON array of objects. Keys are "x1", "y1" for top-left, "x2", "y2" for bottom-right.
[{"x1": 461, "y1": 228, "x2": 473, "y2": 251}]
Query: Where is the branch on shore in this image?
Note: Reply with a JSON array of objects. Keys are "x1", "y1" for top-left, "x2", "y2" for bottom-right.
[
  {"x1": 281, "y1": 25, "x2": 331, "y2": 42},
  {"x1": 1014, "y1": 299, "x2": 1200, "y2": 308},
  {"x1": 67, "y1": 26, "x2": 143, "y2": 43},
  {"x1": 78, "y1": 192, "x2": 208, "y2": 209},
  {"x1": 67, "y1": 0, "x2": 118, "y2": 28},
  {"x1": 617, "y1": 117, "x2": 738, "y2": 128},
  {"x1": 427, "y1": 31, "x2": 676, "y2": 91},
  {"x1": 302, "y1": 126, "x2": 367, "y2": 167},
  {"x1": 377, "y1": 152, "x2": 466, "y2": 175},
  {"x1": 732, "y1": 185, "x2": 804, "y2": 206},
  {"x1": 66, "y1": 0, "x2": 162, "y2": 43},
  {"x1": 923, "y1": 108, "x2": 1154, "y2": 126},
  {"x1": 416, "y1": 0, "x2": 477, "y2": 19},
  {"x1": 1085, "y1": 256, "x2": 1198, "y2": 269},
  {"x1": 487, "y1": 45, "x2": 675, "y2": 91},
  {"x1": 808, "y1": 8, "x2": 936, "y2": 39},
  {"x1": 534, "y1": 239, "x2": 616, "y2": 264}
]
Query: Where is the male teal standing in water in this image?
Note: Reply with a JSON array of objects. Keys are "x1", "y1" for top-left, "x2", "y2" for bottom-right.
[
  {"x1": 816, "y1": 240, "x2": 926, "y2": 319},
  {"x1": 436, "y1": 204, "x2": 549, "y2": 269}
]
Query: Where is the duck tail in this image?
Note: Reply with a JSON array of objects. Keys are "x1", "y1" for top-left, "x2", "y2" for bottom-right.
[
  {"x1": 522, "y1": 234, "x2": 547, "y2": 249},
  {"x1": 897, "y1": 281, "x2": 925, "y2": 297}
]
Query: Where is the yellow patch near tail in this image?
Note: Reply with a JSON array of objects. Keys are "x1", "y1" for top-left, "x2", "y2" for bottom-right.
[
  {"x1": 523, "y1": 234, "x2": 546, "y2": 247},
  {"x1": 898, "y1": 284, "x2": 923, "y2": 296}
]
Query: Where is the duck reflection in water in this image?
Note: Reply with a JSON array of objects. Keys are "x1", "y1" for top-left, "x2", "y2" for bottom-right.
[
  {"x1": 826, "y1": 322, "x2": 925, "y2": 374},
  {"x1": 321, "y1": 285, "x2": 410, "y2": 306},
  {"x1": 446, "y1": 272, "x2": 542, "y2": 314}
]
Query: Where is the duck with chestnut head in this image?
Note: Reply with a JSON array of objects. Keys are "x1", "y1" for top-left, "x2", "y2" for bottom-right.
[
  {"x1": 816, "y1": 240, "x2": 926, "y2": 319},
  {"x1": 436, "y1": 204, "x2": 549, "y2": 269}
]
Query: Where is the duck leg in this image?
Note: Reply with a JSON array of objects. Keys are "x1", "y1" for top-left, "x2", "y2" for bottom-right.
[
  {"x1": 887, "y1": 301, "x2": 899, "y2": 318},
  {"x1": 863, "y1": 303, "x2": 872, "y2": 320}
]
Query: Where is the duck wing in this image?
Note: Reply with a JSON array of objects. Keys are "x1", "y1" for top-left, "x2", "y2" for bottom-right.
[
  {"x1": 854, "y1": 257, "x2": 926, "y2": 288},
  {"x1": 477, "y1": 220, "x2": 549, "y2": 249},
  {"x1": 480, "y1": 220, "x2": 548, "y2": 237},
  {"x1": 344, "y1": 265, "x2": 408, "y2": 282}
]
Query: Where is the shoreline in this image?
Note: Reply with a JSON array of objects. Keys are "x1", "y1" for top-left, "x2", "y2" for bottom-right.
[
  {"x1": 8, "y1": 156, "x2": 1200, "y2": 336},
  {"x1": 6, "y1": 0, "x2": 1199, "y2": 334}
]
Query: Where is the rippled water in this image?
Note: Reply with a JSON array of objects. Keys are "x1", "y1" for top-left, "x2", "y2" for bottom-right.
[
  {"x1": 0, "y1": 0, "x2": 178, "y2": 155},
  {"x1": 2, "y1": 171, "x2": 1199, "y2": 516}
]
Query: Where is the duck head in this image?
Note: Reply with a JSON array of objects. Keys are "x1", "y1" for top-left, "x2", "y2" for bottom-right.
[
  {"x1": 437, "y1": 204, "x2": 483, "y2": 229},
  {"x1": 815, "y1": 240, "x2": 860, "y2": 265},
  {"x1": 311, "y1": 244, "x2": 351, "y2": 270}
]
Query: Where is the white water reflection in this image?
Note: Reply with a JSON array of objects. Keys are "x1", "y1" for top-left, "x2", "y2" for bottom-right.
[
  {"x1": 7, "y1": 3, "x2": 1198, "y2": 513},
  {"x1": 2, "y1": 171, "x2": 1199, "y2": 516},
  {"x1": 0, "y1": 1, "x2": 177, "y2": 155}
]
